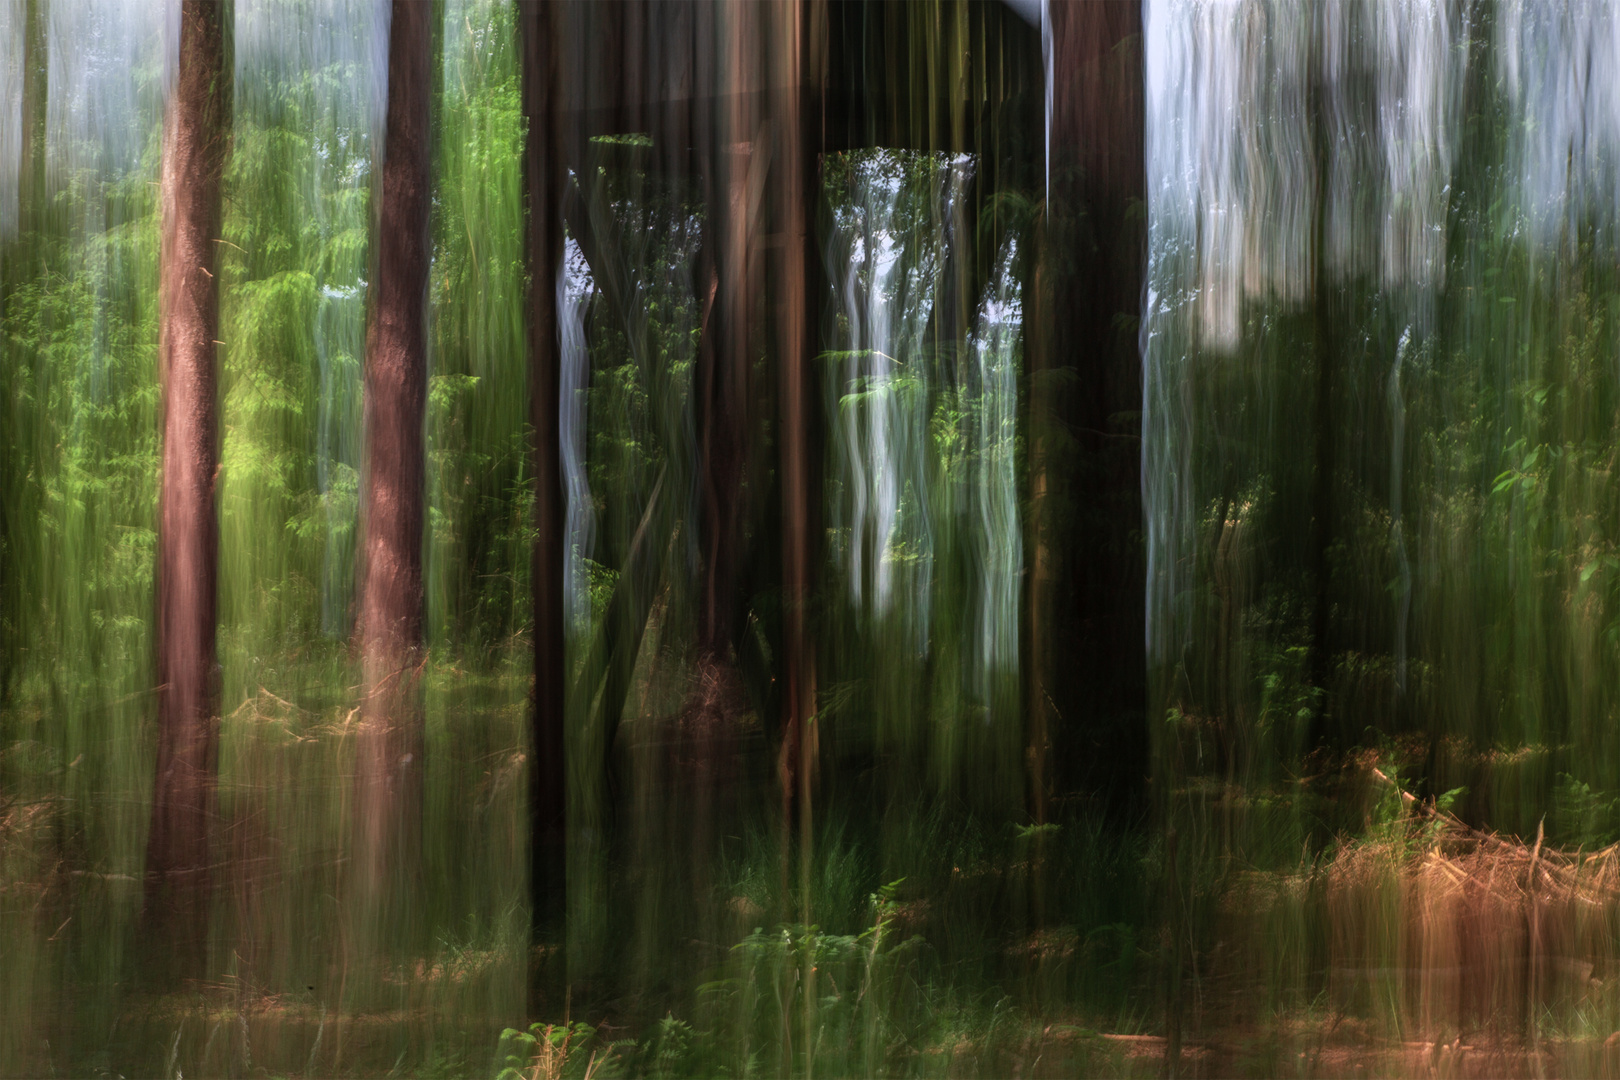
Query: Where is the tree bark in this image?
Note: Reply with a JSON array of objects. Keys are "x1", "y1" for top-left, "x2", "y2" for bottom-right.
[
  {"x1": 145, "y1": 0, "x2": 230, "y2": 979},
  {"x1": 697, "y1": 2, "x2": 762, "y2": 665},
  {"x1": 518, "y1": 0, "x2": 567, "y2": 1006},
  {"x1": 353, "y1": 0, "x2": 431, "y2": 948},
  {"x1": 1040, "y1": 0, "x2": 1146, "y2": 813},
  {"x1": 771, "y1": 0, "x2": 818, "y2": 911}
]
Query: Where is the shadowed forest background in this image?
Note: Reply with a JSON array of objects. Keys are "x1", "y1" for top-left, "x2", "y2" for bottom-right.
[{"x1": 9, "y1": 0, "x2": 1620, "y2": 1076}]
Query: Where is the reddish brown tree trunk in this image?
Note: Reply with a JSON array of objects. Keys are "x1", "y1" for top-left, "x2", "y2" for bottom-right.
[
  {"x1": 353, "y1": 0, "x2": 431, "y2": 939},
  {"x1": 697, "y1": 2, "x2": 762, "y2": 665},
  {"x1": 145, "y1": 0, "x2": 229, "y2": 976},
  {"x1": 772, "y1": 0, "x2": 820, "y2": 916},
  {"x1": 518, "y1": 0, "x2": 567, "y2": 1003},
  {"x1": 680, "y1": 0, "x2": 764, "y2": 929}
]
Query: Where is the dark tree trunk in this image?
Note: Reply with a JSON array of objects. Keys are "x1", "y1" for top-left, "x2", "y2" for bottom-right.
[
  {"x1": 517, "y1": 0, "x2": 567, "y2": 1007},
  {"x1": 353, "y1": 0, "x2": 431, "y2": 945},
  {"x1": 678, "y1": 0, "x2": 764, "y2": 927},
  {"x1": 145, "y1": 0, "x2": 230, "y2": 979},
  {"x1": 696, "y1": 3, "x2": 761, "y2": 666},
  {"x1": 772, "y1": 0, "x2": 818, "y2": 909},
  {"x1": 1041, "y1": 0, "x2": 1146, "y2": 816}
]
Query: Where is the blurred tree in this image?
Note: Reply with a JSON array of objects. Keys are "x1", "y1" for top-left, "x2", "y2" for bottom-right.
[
  {"x1": 773, "y1": 0, "x2": 820, "y2": 904},
  {"x1": 518, "y1": 0, "x2": 567, "y2": 1002},
  {"x1": 352, "y1": 0, "x2": 432, "y2": 953},
  {"x1": 0, "y1": 0, "x2": 49, "y2": 704},
  {"x1": 1307, "y1": 29, "x2": 1338, "y2": 748},
  {"x1": 144, "y1": 0, "x2": 231, "y2": 979},
  {"x1": 1042, "y1": 0, "x2": 1145, "y2": 818}
]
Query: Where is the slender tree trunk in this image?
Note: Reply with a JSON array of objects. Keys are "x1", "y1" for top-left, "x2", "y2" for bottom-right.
[
  {"x1": 771, "y1": 4, "x2": 822, "y2": 1055},
  {"x1": 145, "y1": 0, "x2": 230, "y2": 980},
  {"x1": 1308, "y1": 31, "x2": 1336, "y2": 748},
  {"x1": 353, "y1": 0, "x2": 431, "y2": 952},
  {"x1": 698, "y1": 3, "x2": 758, "y2": 663},
  {"x1": 682, "y1": 0, "x2": 762, "y2": 932},
  {"x1": 518, "y1": 0, "x2": 566, "y2": 1011},
  {"x1": 772, "y1": 0, "x2": 819, "y2": 919},
  {"x1": 19, "y1": 0, "x2": 47, "y2": 239},
  {"x1": 1026, "y1": 243, "x2": 1054, "y2": 829}
]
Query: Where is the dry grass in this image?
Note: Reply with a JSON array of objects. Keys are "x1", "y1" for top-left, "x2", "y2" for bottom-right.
[{"x1": 1213, "y1": 765, "x2": 1620, "y2": 1046}]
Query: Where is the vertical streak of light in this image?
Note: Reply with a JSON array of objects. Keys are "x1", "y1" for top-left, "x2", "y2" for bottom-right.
[{"x1": 559, "y1": 232, "x2": 593, "y2": 635}]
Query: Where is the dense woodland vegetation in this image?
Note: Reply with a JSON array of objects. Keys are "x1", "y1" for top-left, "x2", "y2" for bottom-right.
[{"x1": 8, "y1": 0, "x2": 1620, "y2": 1076}]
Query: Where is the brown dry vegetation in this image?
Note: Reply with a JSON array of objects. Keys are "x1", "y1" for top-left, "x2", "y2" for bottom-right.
[{"x1": 1179, "y1": 770, "x2": 1620, "y2": 1077}]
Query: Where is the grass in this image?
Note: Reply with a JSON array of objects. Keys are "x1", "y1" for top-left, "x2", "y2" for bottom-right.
[{"x1": 20, "y1": 647, "x2": 1620, "y2": 1077}]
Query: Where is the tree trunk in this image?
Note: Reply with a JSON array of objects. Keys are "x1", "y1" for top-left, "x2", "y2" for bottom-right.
[
  {"x1": 1308, "y1": 28, "x2": 1336, "y2": 749},
  {"x1": 145, "y1": 0, "x2": 230, "y2": 980},
  {"x1": 353, "y1": 0, "x2": 431, "y2": 951},
  {"x1": 518, "y1": 0, "x2": 566, "y2": 1009},
  {"x1": 672, "y1": 0, "x2": 763, "y2": 935},
  {"x1": 697, "y1": 2, "x2": 761, "y2": 665},
  {"x1": 772, "y1": 0, "x2": 818, "y2": 916},
  {"x1": 1026, "y1": 243, "x2": 1054, "y2": 828},
  {"x1": 1041, "y1": 0, "x2": 1146, "y2": 813}
]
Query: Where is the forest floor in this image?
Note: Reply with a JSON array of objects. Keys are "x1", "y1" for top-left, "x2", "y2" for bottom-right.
[
  {"x1": 80, "y1": 999, "x2": 1620, "y2": 1079},
  {"x1": 14, "y1": 722, "x2": 1620, "y2": 1076},
  {"x1": 992, "y1": 1024, "x2": 1620, "y2": 1079}
]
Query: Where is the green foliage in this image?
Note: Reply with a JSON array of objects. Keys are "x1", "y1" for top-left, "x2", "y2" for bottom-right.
[
  {"x1": 817, "y1": 146, "x2": 1029, "y2": 809},
  {"x1": 1551, "y1": 772, "x2": 1620, "y2": 849},
  {"x1": 497, "y1": 1020, "x2": 626, "y2": 1080},
  {"x1": 691, "y1": 878, "x2": 932, "y2": 1077},
  {"x1": 428, "y1": 0, "x2": 530, "y2": 652}
]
